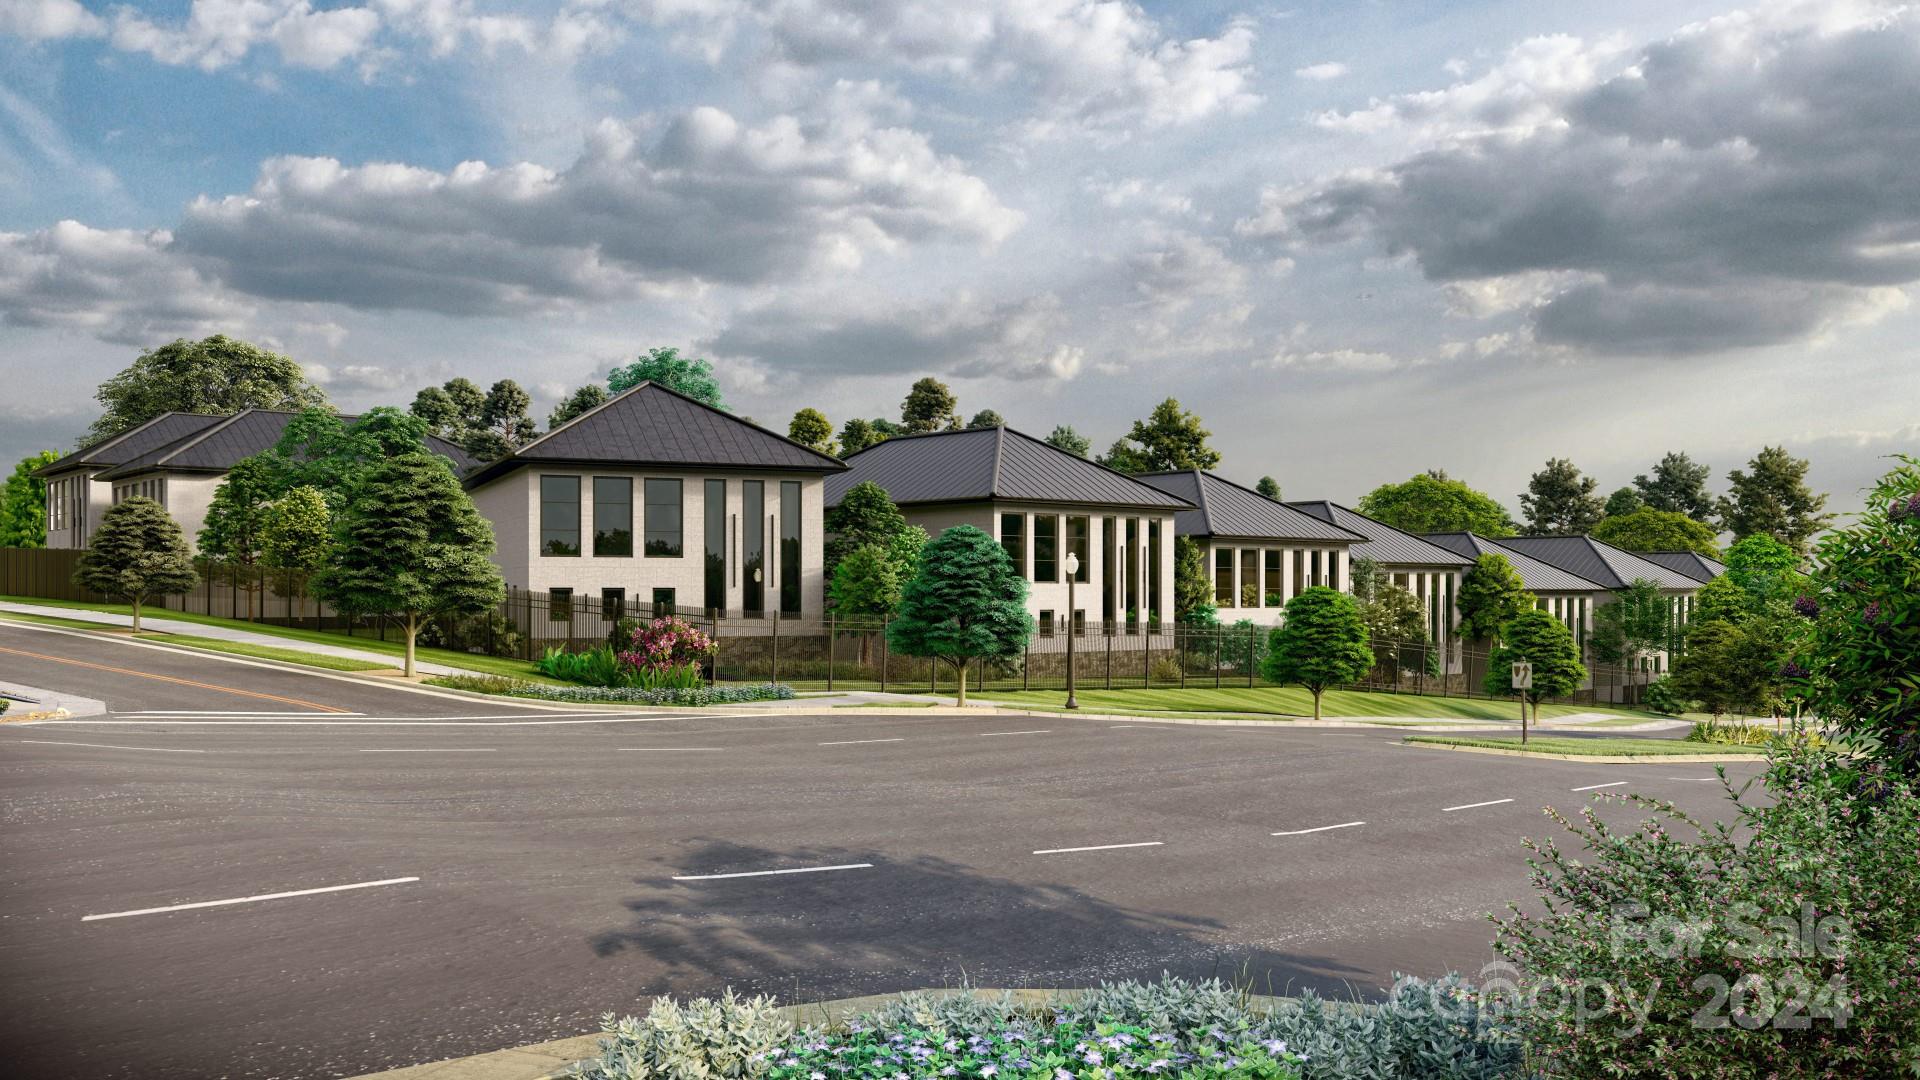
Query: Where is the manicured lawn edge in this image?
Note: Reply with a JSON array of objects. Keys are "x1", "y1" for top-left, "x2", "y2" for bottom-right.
[
  {"x1": 143, "y1": 634, "x2": 395, "y2": 672},
  {"x1": 1403, "y1": 734, "x2": 1763, "y2": 762}
]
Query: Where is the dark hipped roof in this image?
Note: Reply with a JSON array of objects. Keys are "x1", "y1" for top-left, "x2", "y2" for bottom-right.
[
  {"x1": 1497, "y1": 535, "x2": 1705, "y2": 591},
  {"x1": 1134, "y1": 471, "x2": 1361, "y2": 543},
  {"x1": 35, "y1": 412, "x2": 227, "y2": 477},
  {"x1": 466, "y1": 381, "x2": 845, "y2": 488},
  {"x1": 93, "y1": 409, "x2": 478, "y2": 480},
  {"x1": 1289, "y1": 500, "x2": 1472, "y2": 566},
  {"x1": 1424, "y1": 533, "x2": 1609, "y2": 593},
  {"x1": 1640, "y1": 550, "x2": 1728, "y2": 583},
  {"x1": 825, "y1": 427, "x2": 1190, "y2": 510}
]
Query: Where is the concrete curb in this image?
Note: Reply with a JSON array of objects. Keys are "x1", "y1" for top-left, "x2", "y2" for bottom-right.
[
  {"x1": 345, "y1": 988, "x2": 1300, "y2": 1080},
  {"x1": 1400, "y1": 740, "x2": 1763, "y2": 764}
]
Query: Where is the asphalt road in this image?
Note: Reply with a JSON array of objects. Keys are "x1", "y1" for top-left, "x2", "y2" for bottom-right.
[{"x1": 0, "y1": 621, "x2": 1764, "y2": 1079}]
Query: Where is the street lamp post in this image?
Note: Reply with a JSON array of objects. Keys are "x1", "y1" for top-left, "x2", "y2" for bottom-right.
[{"x1": 1063, "y1": 552, "x2": 1080, "y2": 709}]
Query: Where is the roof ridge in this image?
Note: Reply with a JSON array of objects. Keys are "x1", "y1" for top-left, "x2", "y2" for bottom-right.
[
  {"x1": 1475, "y1": 535, "x2": 1611, "y2": 591},
  {"x1": 149, "y1": 409, "x2": 252, "y2": 470},
  {"x1": 36, "y1": 410, "x2": 215, "y2": 475},
  {"x1": 1190, "y1": 469, "x2": 1214, "y2": 534},
  {"x1": 502, "y1": 379, "x2": 845, "y2": 469},
  {"x1": 988, "y1": 426, "x2": 1006, "y2": 498}
]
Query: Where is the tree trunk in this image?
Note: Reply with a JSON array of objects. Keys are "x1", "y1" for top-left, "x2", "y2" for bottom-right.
[
  {"x1": 1311, "y1": 686, "x2": 1322, "y2": 721},
  {"x1": 954, "y1": 659, "x2": 967, "y2": 708},
  {"x1": 403, "y1": 612, "x2": 418, "y2": 677},
  {"x1": 131, "y1": 596, "x2": 142, "y2": 634}
]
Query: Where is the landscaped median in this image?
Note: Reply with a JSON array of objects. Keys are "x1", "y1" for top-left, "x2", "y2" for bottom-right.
[{"x1": 1402, "y1": 734, "x2": 1766, "y2": 762}]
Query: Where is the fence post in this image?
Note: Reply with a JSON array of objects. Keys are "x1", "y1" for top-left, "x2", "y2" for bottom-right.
[
  {"x1": 1179, "y1": 624, "x2": 1188, "y2": 689},
  {"x1": 710, "y1": 611, "x2": 720, "y2": 688},
  {"x1": 1213, "y1": 631, "x2": 1221, "y2": 689},
  {"x1": 1144, "y1": 628, "x2": 1152, "y2": 688},
  {"x1": 1247, "y1": 630, "x2": 1254, "y2": 688},
  {"x1": 879, "y1": 616, "x2": 890, "y2": 693},
  {"x1": 1022, "y1": 637, "x2": 1030, "y2": 691},
  {"x1": 1104, "y1": 627, "x2": 1112, "y2": 690},
  {"x1": 770, "y1": 611, "x2": 779, "y2": 684},
  {"x1": 827, "y1": 612, "x2": 836, "y2": 692}
]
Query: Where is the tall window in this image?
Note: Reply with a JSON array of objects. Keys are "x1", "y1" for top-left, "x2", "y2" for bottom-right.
[
  {"x1": 780, "y1": 480, "x2": 802, "y2": 615},
  {"x1": 1292, "y1": 549, "x2": 1305, "y2": 597},
  {"x1": 1328, "y1": 553, "x2": 1341, "y2": 592},
  {"x1": 644, "y1": 479, "x2": 683, "y2": 557},
  {"x1": 1215, "y1": 547, "x2": 1233, "y2": 604},
  {"x1": 593, "y1": 477, "x2": 632, "y2": 557},
  {"x1": 1067, "y1": 516, "x2": 1090, "y2": 582},
  {"x1": 1124, "y1": 518, "x2": 1140, "y2": 629},
  {"x1": 1000, "y1": 513, "x2": 1026, "y2": 577},
  {"x1": 1101, "y1": 517, "x2": 1116, "y2": 627},
  {"x1": 1240, "y1": 549, "x2": 1259, "y2": 607},
  {"x1": 704, "y1": 479, "x2": 726, "y2": 613},
  {"x1": 1146, "y1": 520, "x2": 1161, "y2": 626},
  {"x1": 1310, "y1": 550, "x2": 1324, "y2": 588},
  {"x1": 743, "y1": 481, "x2": 765, "y2": 615},
  {"x1": 540, "y1": 476, "x2": 580, "y2": 556},
  {"x1": 1264, "y1": 550, "x2": 1282, "y2": 604},
  {"x1": 1033, "y1": 514, "x2": 1058, "y2": 582}
]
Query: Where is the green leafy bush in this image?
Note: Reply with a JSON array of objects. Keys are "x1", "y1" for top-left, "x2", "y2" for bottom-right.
[
  {"x1": 537, "y1": 645, "x2": 628, "y2": 685},
  {"x1": 1686, "y1": 719, "x2": 1772, "y2": 747},
  {"x1": 1491, "y1": 740, "x2": 1920, "y2": 1078},
  {"x1": 1266, "y1": 976, "x2": 1520, "y2": 1080},
  {"x1": 423, "y1": 673, "x2": 531, "y2": 694},
  {"x1": 1640, "y1": 676, "x2": 1689, "y2": 716},
  {"x1": 573, "y1": 989, "x2": 791, "y2": 1080},
  {"x1": 508, "y1": 683, "x2": 795, "y2": 706},
  {"x1": 767, "y1": 1018, "x2": 1299, "y2": 1080}
]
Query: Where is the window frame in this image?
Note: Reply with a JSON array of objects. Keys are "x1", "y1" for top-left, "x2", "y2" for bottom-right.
[
  {"x1": 592, "y1": 476, "x2": 633, "y2": 558},
  {"x1": 1032, "y1": 514, "x2": 1059, "y2": 583},
  {"x1": 1000, "y1": 512, "x2": 1026, "y2": 577},
  {"x1": 643, "y1": 478, "x2": 684, "y2": 558},
  {"x1": 540, "y1": 475, "x2": 582, "y2": 557}
]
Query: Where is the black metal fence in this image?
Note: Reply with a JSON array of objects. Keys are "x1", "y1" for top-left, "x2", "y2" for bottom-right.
[{"x1": 0, "y1": 547, "x2": 1659, "y2": 706}]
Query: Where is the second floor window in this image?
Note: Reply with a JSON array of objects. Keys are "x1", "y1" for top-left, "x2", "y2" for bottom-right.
[
  {"x1": 593, "y1": 477, "x2": 632, "y2": 557},
  {"x1": 644, "y1": 478, "x2": 683, "y2": 557},
  {"x1": 540, "y1": 476, "x2": 580, "y2": 556},
  {"x1": 1000, "y1": 513, "x2": 1026, "y2": 576},
  {"x1": 1033, "y1": 515, "x2": 1059, "y2": 582}
]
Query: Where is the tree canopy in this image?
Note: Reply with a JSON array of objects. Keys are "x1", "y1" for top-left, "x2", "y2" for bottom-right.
[
  {"x1": 1590, "y1": 578, "x2": 1671, "y2": 671},
  {"x1": 1603, "y1": 486, "x2": 1644, "y2": 518},
  {"x1": 824, "y1": 480, "x2": 911, "y2": 579},
  {"x1": 88, "y1": 335, "x2": 327, "y2": 446},
  {"x1": 828, "y1": 526, "x2": 928, "y2": 622},
  {"x1": 1633, "y1": 451, "x2": 1716, "y2": 521},
  {"x1": 1484, "y1": 609, "x2": 1587, "y2": 723},
  {"x1": 1520, "y1": 457, "x2": 1605, "y2": 535},
  {"x1": 260, "y1": 486, "x2": 332, "y2": 621},
  {"x1": 1044, "y1": 425, "x2": 1091, "y2": 458},
  {"x1": 608, "y1": 347, "x2": 726, "y2": 408},
  {"x1": 1172, "y1": 535, "x2": 1211, "y2": 623},
  {"x1": 1724, "y1": 534, "x2": 1802, "y2": 603},
  {"x1": 1357, "y1": 472, "x2": 1518, "y2": 536},
  {"x1": 886, "y1": 525, "x2": 1032, "y2": 707},
  {"x1": 0, "y1": 450, "x2": 59, "y2": 547},
  {"x1": 548, "y1": 384, "x2": 609, "y2": 430},
  {"x1": 258, "y1": 406, "x2": 439, "y2": 513},
  {"x1": 72, "y1": 497, "x2": 198, "y2": 632},
  {"x1": 788, "y1": 408, "x2": 837, "y2": 455},
  {"x1": 966, "y1": 409, "x2": 1005, "y2": 429},
  {"x1": 311, "y1": 451, "x2": 504, "y2": 676},
  {"x1": 1720, "y1": 446, "x2": 1831, "y2": 553},
  {"x1": 1590, "y1": 507, "x2": 1721, "y2": 557},
  {"x1": 1260, "y1": 587, "x2": 1372, "y2": 720},
  {"x1": 900, "y1": 377, "x2": 961, "y2": 433},
  {"x1": 464, "y1": 379, "x2": 535, "y2": 460},
  {"x1": 197, "y1": 456, "x2": 279, "y2": 617},
  {"x1": 1255, "y1": 476, "x2": 1283, "y2": 502},
  {"x1": 1456, "y1": 553, "x2": 1532, "y2": 641},
  {"x1": 1104, "y1": 398, "x2": 1220, "y2": 474},
  {"x1": 839, "y1": 417, "x2": 902, "y2": 456}
]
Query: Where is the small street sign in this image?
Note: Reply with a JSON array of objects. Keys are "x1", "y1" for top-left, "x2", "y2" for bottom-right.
[{"x1": 1511, "y1": 661, "x2": 1534, "y2": 690}]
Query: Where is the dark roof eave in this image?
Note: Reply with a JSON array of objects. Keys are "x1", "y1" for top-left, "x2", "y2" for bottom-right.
[
  {"x1": 1189, "y1": 530, "x2": 1365, "y2": 544},
  {"x1": 466, "y1": 455, "x2": 848, "y2": 489},
  {"x1": 92, "y1": 463, "x2": 231, "y2": 481},
  {"x1": 875, "y1": 494, "x2": 1194, "y2": 511}
]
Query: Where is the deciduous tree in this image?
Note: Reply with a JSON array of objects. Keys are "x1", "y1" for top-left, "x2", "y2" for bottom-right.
[
  {"x1": 0, "y1": 450, "x2": 59, "y2": 547},
  {"x1": 1484, "y1": 609, "x2": 1587, "y2": 725},
  {"x1": 1255, "y1": 476, "x2": 1283, "y2": 501},
  {"x1": 198, "y1": 456, "x2": 279, "y2": 618},
  {"x1": 608, "y1": 347, "x2": 726, "y2": 408},
  {"x1": 1591, "y1": 578, "x2": 1671, "y2": 679},
  {"x1": 1044, "y1": 425, "x2": 1091, "y2": 457},
  {"x1": 1113, "y1": 398, "x2": 1220, "y2": 473},
  {"x1": 1720, "y1": 446, "x2": 1831, "y2": 553},
  {"x1": 1456, "y1": 553, "x2": 1533, "y2": 641},
  {"x1": 788, "y1": 408, "x2": 837, "y2": 455},
  {"x1": 966, "y1": 409, "x2": 1005, "y2": 429},
  {"x1": 1590, "y1": 507, "x2": 1721, "y2": 557},
  {"x1": 886, "y1": 525, "x2": 1032, "y2": 707},
  {"x1": 72, "y1": 497, "x2": 198, "y2": 632},
  {"x1": 312, "y1": 452, "x2": 505, "y2": 676},
  {"x1": 824, "y1": 480, "x2": 911, "y2": 582},
  {"x1": 1633, "y1": 451, "x2": 1715, "y2": 521},
  {"x1": 900, "y1": 377, "x2": 960, "y2": 433},
  {"x1": 1520, "y1": 457, "x2": 1605, "y2": 535},
  {"x1": 548, "y1": 384, "x2": 609, "y2": 430},
  {"x1": 467, "y1": 379, "x2": 535, "y2": 460},
  {"x1": 1603, "y1": 486, "x2": 1644, "y2": 517},
  {"x1": 1172, "y1": 535, "x2": 1211, "y2": 623},
  {"x1": 1260, "y1": 587, "x2": 1372, "y2": 720},
  {"x1": 87, "y1": 335, "x2": 327, "y2": 445},
  {"x1": 838, "y1": 418, "x2": 897, "y2": 456},
  {"x1": 1357, "y1": 473, "x2": 1518, "y2": 536},
  {"x1": 261, "y1": 486, "x2": 331, "y2": 623}
]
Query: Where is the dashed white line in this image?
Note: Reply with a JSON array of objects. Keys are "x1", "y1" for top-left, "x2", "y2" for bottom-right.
[
  {"x1": 673, "y1": 863, "x2": 873, "y2": 881},
  {"x1": 18, "y1": 739, "x2": 204, "y2": 754},
  {"x1": 82, "y1": 877, "x2": 420, "y2": 921},
  {"x1": 119, "y1": 711, "x2": 366, "y2": 717},
  {"x1": 617, "y1": 747, "x2": 723, "y2": 752},
  {"x1": 357, "y1": 748, "x2": 496, "y2": 753},
  {"x1": 1271, "y1": 821, "x2": 1366, "y2": 836},
  {"x1": 1572, "y1": 781, "x2": 1630, "y2": 792},
  {"x1": 1666, "y1": 777, "x2": 1721, "y2": 782},
  {"x1": 818, "y1": 738, "x2": 906, "y2": 746},
  {"x1": 1032, "y1": 841, "x2": 1163, "y2": 855},
  {"x1": 979, "y1": 729, "x2": 1051, "y2": 737},
  {"x1": 1442, "y1": 798, "x2": 1515, "y2": 812}
]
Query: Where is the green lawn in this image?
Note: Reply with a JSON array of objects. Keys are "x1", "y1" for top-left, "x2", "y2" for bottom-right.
[
  {"x1": 1405, "y1": 734, "x2": 1763, "y2": 757},
  {"x1": 976, "y1": 685, "x2": 1661, "y2": 722},
  {"x1": 142, "y1": 634, "x2": 394, "y2": 672},
  {"x1": 0, "y1": 596, "x2": 560, "y2": 684}
]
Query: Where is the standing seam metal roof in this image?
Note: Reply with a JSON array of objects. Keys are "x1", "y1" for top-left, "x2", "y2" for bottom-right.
[
  {"x1": 1496, "y1": 535, "x2": 1705, "y2": 591},
  {"x1": 35, "y1": 412, "x2": 228, "y2": 477},
  {"x1": 1640, "y1": 551, "x2": 1728, "y2": 582},
  {"x1": 93, "y1": 409, "x2": 479, "y2": 480},
  {"x1": 1133, "y1": 471, "x2": 1363, "y2": 543},
  {"x1": 1288, "y1": 500, "x2": 1473, "y2": 566},
  {"x1": 1422, "y1": 533, "x2": 1610, "y2": 593},
  {"x1": 824, "y1": 427, "x2": 1191, "y2": 509}
]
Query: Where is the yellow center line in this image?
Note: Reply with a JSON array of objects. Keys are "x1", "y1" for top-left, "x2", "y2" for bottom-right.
[{"x1": 0, "y1": 644, "x2": 352, "y2": 714}]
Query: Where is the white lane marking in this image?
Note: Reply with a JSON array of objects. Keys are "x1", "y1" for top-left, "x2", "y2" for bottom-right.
[
  {"x1": 979, "y1": 729, "x2": 1051, "y2": 736},
  {"x1": 18, "y1": 739, "x2": 205, "y2": 754},
  {"x1": 1032, "y1": 841, "x2": 1163, "y2": 855},
  {"x1": 37, "y1": 714, "x2": 707, "y2": 726},
  {"x1": 120, "y1": 711, "x2": 366, "y2": 717},
  {"x1": 618, "y1": 747, "x2": 723, "y2": 752},
  {"x1": 673, "y1": 863, "x2": 873, "y2": 881},
  {"x1": 357, "y1": 748, "x2": 496, "y2": 753},
  {"x1": 1572, "y1": 781, "x2": 1630, "y2": 792},
  {"x1": 1442, "y1": 798, "x2": 1516, "y2": 812},
  {"x1": 82, "y1": 877, "x2": 420, "y2": 922},
  {"x1": 819, "y1": 738, "x2": 906, "y2": 746},
  {"x1": 1666, "y1": 777, "x2": 1721, "y2": 782},
  {"x1": 1271, "y1": 820, "x2": 1366, "y2": 836}
]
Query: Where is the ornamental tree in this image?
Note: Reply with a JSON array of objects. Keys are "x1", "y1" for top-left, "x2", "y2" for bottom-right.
[
  {"x1": 1590, "y1": 507, "x2": 1721, "y2": 557},
  {"x1": 312, "y1": 451, "x2": 504, "y2": 676},
  {"x1": 1357, "y1": 472, "x2": 1518, "y2": 536},
  {"x1": 261, "y1": 486, "x2": 332, "y2": 623},
  {"x1": 1484, "y1": 609, "x2": 1586, "y2": 725},
  {"x1": 1590, "y1": 578, "x2": 1671, "y2": 677},
  {"x1": 1789, "y1": 454, "x2": 1920, "y2": 773},
  {"x1": 1260, "y1": 587, "x2": 1372, "y2": 721},
  {"x1": 198, "y1": 455, "x2": 278, "y2": 618},
  {"x1": 72, "y1": 497, "x2": 198, "y2": 632},
  {"x1": 0, "y1": 450, "x2": 59, "y2": 547},
  {"x1": 886, "y1": 525, "x2": 1032, "y2": 707},
  {"x1": 1456, "y1": 553, "x2": 1532, "y2": 641}
]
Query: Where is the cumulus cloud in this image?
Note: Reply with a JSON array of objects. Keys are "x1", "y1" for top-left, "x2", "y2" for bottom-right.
[
  {"x1": 1294, "y1": 61, "x2": 1347, "y2": 80},
  {"x1": 1246, "y1": 3, "x2": 1920, "y2": 355},
  {"x1": 165, "y1": 104, "x2": 1018, "y2": 314},
  {"x1": 625, "y1": 0, "x2": 1261, "y2": 135},
  {"x1": 711, "y1": 293, "x2": 1085, "y2": 382},
  {"x1": 0, "y1": 220, "x2": 252, "y2": 345},
  {"x1": 0, "y1": 0, "x2": 102, "y2": 40}
]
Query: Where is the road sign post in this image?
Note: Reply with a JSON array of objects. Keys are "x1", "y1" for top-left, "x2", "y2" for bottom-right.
[{"x1": 1511, "y1": 661, "x2": 1533, "y2": 744}]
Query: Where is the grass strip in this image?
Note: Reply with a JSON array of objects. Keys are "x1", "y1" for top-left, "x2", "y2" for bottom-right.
[
  {"x1": 141, "y1": 634, "x2": 393, "y2": 672},
  {"x1": 1405, "y1": 734, "x2": 1763, "y2": 757}
]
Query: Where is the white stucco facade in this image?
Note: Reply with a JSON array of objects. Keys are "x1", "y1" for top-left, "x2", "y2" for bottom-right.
[{"x1": 1204, "y1": 540, "x2": 1353, "y2": 627}]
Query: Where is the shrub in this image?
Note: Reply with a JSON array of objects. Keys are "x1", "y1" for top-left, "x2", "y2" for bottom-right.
[
  {"x1": 618, "y1": 616, "x2": 717, "y2": 681},
  {"x1": 1264, "y1": 975, "x2": 1521, "y2": 1080},
  {"x1": 537, "y1": 644, "x2": 628, "y2": 686},
  {"x1": 1685, "y1": 719, "x2": 1771, "y2": 747},
  {"x1": 508, "y1": 683, "x2": 795, "y2": 707},
  {"x1": 1490, "y1": 739, "x2": 1920, "y2": 1078},
  {"x1": 1061, "y1": 977, "x2": 1259, "y2": 1044},
  {"x1": 767, "y1": 1018, "x2": 1302, "y2": 1080},
  {"x1": 1149, "y1": 656, "x2": 1186, "y2": 684},
  {"x1": 423, "y1": 673, "x2": 531, "y2": 694},
  {"x1": 1640, "y1": 676, "x2": 1689, "y2": 716},
  {"x1": 572, "y1": 989, "x2": 791, "y2": 1080}
]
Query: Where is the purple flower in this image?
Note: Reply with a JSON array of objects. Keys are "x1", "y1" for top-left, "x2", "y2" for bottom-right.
[
  {"x1": 1794, "y1": 594, "x2": 1820, "y2": 617},
  {"x1": 1780, "y1": 661, "x2": 1809, "y2": 679},
  {"x1": 1864, "y1": 601, "x2": 1883, "y2": 624}
]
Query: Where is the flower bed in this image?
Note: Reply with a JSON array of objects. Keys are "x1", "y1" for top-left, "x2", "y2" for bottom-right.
[
  {"x1": 509, "y1": 683, "x2": 795, "y2": 706},
  {"x1": 570, "y1": 977, "x2": 1520, "y2": 1080}
]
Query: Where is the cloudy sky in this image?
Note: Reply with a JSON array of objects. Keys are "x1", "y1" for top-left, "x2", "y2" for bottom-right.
[{"x1": 1, "y1": 0, "x2": 1914, "y2": 515}]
